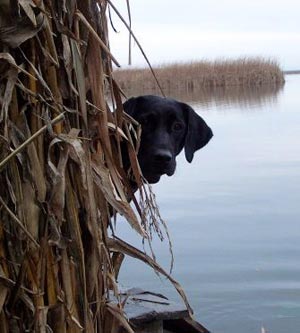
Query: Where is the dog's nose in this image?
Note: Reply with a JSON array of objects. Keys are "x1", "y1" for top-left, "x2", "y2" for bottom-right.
[{"x1": 154, "y1": 149, "x2": 172, "y2": 163}]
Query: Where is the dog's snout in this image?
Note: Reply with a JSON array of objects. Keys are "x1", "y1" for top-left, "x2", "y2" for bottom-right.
[{"x1": 154, "y1": 149, "x2": 172, "y2": 163}]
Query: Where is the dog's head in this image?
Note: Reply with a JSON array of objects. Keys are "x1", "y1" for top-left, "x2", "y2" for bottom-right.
[{"x1": 123, "y1": 95, "x2": 213, "y2": 184}]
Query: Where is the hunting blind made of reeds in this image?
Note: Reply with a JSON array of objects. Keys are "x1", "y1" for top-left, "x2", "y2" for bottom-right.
[{"x1": 0, "y1": 1, "x2": 193, "y2": 332}]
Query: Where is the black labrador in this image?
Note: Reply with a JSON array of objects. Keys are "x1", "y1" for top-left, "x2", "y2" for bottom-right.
[{"x1": 123, "y1": 95, "x2": 213, "y2": 184}]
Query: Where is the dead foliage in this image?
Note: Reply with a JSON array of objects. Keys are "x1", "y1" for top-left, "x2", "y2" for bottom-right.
[{"x1": 0, "y1": 1, "x2": 192, "y2": 332}]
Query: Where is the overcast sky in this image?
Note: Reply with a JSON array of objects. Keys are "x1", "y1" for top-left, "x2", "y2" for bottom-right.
[{"x1": 109, "y1": 0, "x2": 300, "y2": 70}]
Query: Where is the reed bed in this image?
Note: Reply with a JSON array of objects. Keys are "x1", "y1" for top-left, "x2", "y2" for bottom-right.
[
  {"x1": 0, "y1": 1, "x2": 191, "y2": 332},
  {"x1": 114, "y1": 57, "x2": 285, "y2": 94}
]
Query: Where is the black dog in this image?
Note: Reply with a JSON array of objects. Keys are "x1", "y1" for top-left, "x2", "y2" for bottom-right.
[{"x1": 123, "y1": 95, "x2": 213, "y2": 184}]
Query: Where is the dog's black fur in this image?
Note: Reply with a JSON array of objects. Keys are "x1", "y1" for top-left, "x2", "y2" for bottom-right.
[{"x1": 123, "y1": 95, "x2": 213, "y2": 184}]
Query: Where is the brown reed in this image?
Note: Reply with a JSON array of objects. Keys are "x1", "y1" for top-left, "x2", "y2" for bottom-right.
[{"x1": 113, "y1": 57, "x2": 285, "y2": 95}]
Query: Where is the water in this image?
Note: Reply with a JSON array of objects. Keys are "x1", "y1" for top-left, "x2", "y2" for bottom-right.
[{"x1": 115, "y1": 75, "x2": 300, "y2": 333}]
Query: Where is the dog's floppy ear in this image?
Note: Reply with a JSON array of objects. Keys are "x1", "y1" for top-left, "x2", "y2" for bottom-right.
[
  {"x1": 181, "y1": 102, "x2": 213, "y2": 163},
  {"x1": 123, "y1": 97, "x2": 138, "y2": 117}
]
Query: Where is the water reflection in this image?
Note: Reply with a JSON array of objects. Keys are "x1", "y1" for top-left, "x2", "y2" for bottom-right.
[{"x1": 122, "y1": 83, "x2": 284, "y2": 110}]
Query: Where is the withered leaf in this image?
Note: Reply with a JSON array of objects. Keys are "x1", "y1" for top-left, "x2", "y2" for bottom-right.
[
  {"x1": 108, "y1": 237, "x2": 194, "y2": 317},
  {"x1": 0, "y1": 12, "x2": 44, "y2": 48},
  {"x1": 19, "y1": 0, "x2": 38, "y2": 27}
]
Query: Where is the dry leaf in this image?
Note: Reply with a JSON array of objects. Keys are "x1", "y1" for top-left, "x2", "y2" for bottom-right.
[
  {"x1": 19, "y1": 0, "x2": 38, "y2": 27},
  {"x1": 108, "y1": 237, "x2": 193, "y2": 317},
  {"x1": 0, "y1": 12, "x2": 44, "y2": 48}
]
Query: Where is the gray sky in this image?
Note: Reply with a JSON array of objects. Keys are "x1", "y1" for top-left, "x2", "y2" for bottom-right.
[{"x1": 109, "y1": 0, "x2": 300, "y2": 70}]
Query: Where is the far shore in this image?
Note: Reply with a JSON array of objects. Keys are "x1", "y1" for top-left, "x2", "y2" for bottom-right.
[
  {"x1": 284, "y1": 70, "x2": 300, "y2": 75},
  {"x1": 113, "y1": 58, "x2": 285, "y2": 94}
]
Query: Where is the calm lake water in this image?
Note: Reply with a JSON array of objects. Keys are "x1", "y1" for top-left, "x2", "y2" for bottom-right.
[{"x1": 116, "y1": 75, "x2": 300, "y2": 333}]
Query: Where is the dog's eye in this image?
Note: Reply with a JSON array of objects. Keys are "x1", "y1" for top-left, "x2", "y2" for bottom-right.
[
  {"x1": 172, "y1": 122, "x2": 184, "y2": 132},
  {"x1": 140, "y1": 119, "x2": 148, "y2": 125},
  {"x1": 139, "y1": 117, "x2": 150, "y2": 126}
]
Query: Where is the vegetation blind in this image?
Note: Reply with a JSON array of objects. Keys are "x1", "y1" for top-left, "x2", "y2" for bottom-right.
[{"x1": 0, "y1": 1, "x2": 192, "y2": 332}]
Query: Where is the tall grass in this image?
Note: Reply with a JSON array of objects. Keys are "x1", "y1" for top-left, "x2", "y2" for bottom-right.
[{"x1": 114, "y1": 57, "x2": 285, "y2": 94}]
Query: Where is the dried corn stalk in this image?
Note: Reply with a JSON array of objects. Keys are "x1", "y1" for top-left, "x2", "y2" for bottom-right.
[{"x1": 0, "y1": 1, "x2": 192, "y2": 332}]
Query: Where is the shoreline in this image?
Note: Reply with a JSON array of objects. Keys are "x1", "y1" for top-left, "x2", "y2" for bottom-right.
[
  {"x1": 284, "y1": 70, "x2": 300, "y2": 75},
  {"x1": 114, "y1": 58, "x2": 285, "y2": 92}
]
